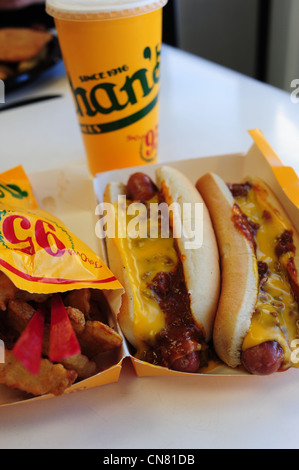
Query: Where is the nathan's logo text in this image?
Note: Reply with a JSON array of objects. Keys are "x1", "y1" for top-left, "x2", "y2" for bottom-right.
[
  {"x1": 79, "y1": 65, "x2": 129, "y2": 83},
  {"x1": 0, "y1": 183, "x2": 28, "y2": 200},
  {"x1": 69, "y1": 45, "x2": 161, "y2": 135}
]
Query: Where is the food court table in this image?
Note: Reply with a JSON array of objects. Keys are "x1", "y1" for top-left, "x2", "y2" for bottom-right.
[{"x1": 0, "y1": 44, "x2": 298, "y2": 450}]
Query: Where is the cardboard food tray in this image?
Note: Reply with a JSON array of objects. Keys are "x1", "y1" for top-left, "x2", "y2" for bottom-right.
[
  {"x1": 1, "y1": 129, "x2": 298, "y2": 406},
  {"x1": 93, "y1": 129, "x2": 299, "y2": 378}
]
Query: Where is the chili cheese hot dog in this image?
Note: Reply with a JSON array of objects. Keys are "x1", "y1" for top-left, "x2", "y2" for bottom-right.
[
  {"x1": 196, "y1": 172, "x2": 299, "y2": 375},
  {"x1": 103, "y1": 166, "x2": 220, "y2": 373}
]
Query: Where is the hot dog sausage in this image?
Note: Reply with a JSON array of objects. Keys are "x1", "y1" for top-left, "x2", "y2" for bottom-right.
[
  {"x1": 241, "y1": 341, "x2": 284, "y2": 375},
  {"x1": 126, "y1": 172, "x2": 158, "y2": 201},
  {"x1": 171, "y1": 351, "x2": 201, "y2": 373}
]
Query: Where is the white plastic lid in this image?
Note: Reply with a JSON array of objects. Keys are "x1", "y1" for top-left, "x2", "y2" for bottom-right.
[{"x1": 46, "y1": 0, "x2": 168, "y2": 20}]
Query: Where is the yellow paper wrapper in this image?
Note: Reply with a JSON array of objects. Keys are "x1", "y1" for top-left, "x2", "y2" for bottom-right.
[{"x1": 0, "y1": 166, "x2": 122, "y2": 294}]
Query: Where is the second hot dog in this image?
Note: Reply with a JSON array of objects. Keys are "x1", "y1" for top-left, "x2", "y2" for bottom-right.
[{"x1": 196, "y1": 172, "x2": 299, "y2": 375}]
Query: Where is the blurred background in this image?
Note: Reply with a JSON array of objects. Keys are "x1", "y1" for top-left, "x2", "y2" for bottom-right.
[
  {"x1": 163, "y1": 0, "x2": 299, "y2": 92},
  {"x1": 0, "y1": 0, "x2": 298, "y2": 94}
]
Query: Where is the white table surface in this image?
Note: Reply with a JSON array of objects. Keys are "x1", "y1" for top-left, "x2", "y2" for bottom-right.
[{"x1": 0, "y1": 44, "x2": 299, "y2": 450}]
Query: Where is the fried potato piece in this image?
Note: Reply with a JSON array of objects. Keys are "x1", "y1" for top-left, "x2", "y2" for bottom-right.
[
  {"x1": 8, "y1": 302, "x2": 86, "y2": 337},
  {"x1": 64, "y1": 289, "x2": 91, "y2": 318},
  {"x1": 0, "y1": 272, "x2": 50, "y2": 311},
  {"x1": 90, "y1": 290, "x2": 112, "y2": 322},
  {"x1": 0, "y1": 273, "x2": 18, "y2": 311},
  {"x1": 42, "y1": 323, "x2": 97, "y2": 380},
  {"x1": 0, "y1": 28, "x2": 52, "y2": 62},
  {"x1": 7, "y1": 300, "x2": 35, "y2": 332},
  {"x1": 65, "y1": 306, "x2": 85, "y2": 334},
  {"x1": 61, "y1": 354, "x2": 97, "y2": 380},
  {"x1": 0, "y1": 350, "x2": 77, "y2": 396},
  {"x1": 64, "y1": 289, "x2": 111, "y2": 323},
  {"x1": 14, "y1": 291, "x2": 51, "y2": 304},
  {"x1": 78, "y1": 320, "x2": 123, "y2": 358}
]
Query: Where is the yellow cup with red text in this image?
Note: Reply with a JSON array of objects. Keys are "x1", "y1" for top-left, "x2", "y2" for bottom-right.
[{"x1": 46, "y1": 0, "x2": 168, "y2": 176}]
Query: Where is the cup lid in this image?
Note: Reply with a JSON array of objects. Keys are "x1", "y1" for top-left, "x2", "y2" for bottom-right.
[{"x1": 46, "y1": 0, "x2": 168, "y2": 20}]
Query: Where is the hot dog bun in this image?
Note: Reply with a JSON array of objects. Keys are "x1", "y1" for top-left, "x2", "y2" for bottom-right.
[
  {"x1": 196, "y1": 172, "x2": 299, "y2": 375},
  {"x1": 103, "y1": 166, "x2": 220, "y2": 372},
  {"x1": 156, "y1": 166, "x2": 220, "y2": 341},
  {"x1": 195, "y1": 172, "x2": 258, "y2": 368},
  {"x1": 103, "y1": 181, "x2": 137, "y2": 349}
]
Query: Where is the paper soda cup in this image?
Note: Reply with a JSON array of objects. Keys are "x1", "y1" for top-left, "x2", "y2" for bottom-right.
[{"x1": 46, "y1": 0, "x2": 168, "y2": 176}]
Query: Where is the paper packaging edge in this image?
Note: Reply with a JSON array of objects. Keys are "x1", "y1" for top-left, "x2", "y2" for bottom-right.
[
  {"x1": 94, "y1": 128, "x2": 299, "y2": 379},
  {"x1": 0, "y1": 162, "x2": 127, "y2": 407},
  {"x1": 0, "y1": 359, "x2": 124, "y2": 408}
]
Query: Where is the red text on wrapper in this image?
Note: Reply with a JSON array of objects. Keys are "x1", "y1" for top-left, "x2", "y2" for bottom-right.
[{"x1": 2, "y1": 215, "x2": 66, "y2": 257}]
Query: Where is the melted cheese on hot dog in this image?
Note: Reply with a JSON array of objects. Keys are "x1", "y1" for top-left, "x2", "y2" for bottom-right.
[
  {"x1": 234, "y1": 182, "x2": 299, "y2": 368},
  {"x1": 114, "y1": 195, "x2": 179, "y2": 350}
]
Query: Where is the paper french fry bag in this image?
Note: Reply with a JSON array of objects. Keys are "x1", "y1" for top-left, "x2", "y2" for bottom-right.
[{"x1": 0, "y1": 166, "x2": 124, "y2": 400}]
